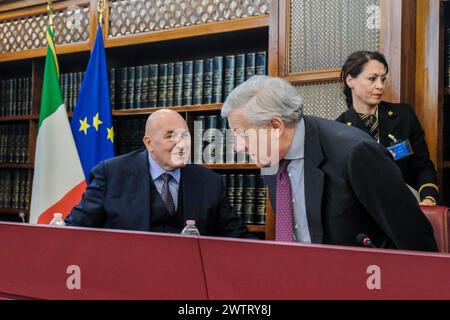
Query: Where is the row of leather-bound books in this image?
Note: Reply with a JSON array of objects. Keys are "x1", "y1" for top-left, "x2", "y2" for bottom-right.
[
  {"x1": 221, "y1": 173, "x2": 266, "y2": 225},
  {"x1": 109, "y1": 51, "x2": 267, "y2": 110},
  {"x1": 446, "y1": 27, "x2": 450, "y2": 88},
  {"x1": 0, "y1": 169, "x2": 31, "y2": 210},
  {"x1": 0, "y1": 123, "x2": 29, "y2": 164},
  {"x1": 0, "y1": 77, "x2": 32, "y2": 117}
]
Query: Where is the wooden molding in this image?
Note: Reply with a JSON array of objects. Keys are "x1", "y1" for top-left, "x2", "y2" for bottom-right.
[
  {"x1": 201, "y1": 164, "x2": 259, "y2": 170},
  {"x1": 0, "y1": 42, "x2": 90, "y2": 63},
  {"x1": 0, "y1": 0, "x2": 89, "y2": 20},
  {"x1": 112, "y1": 104, "x2": 223, "y2": 117},
  {"x1": 0, "y1": 208, "x2": 28, "y2": 215},
  {"x1": 265, "y1": 187, "x2": 275, "y2": 240},
  {"x1": 0, "y1": 163, "x2": 33, "y2": 169},
  {"x1": 268, "y1": 0, "x2": 279, "y2": 77},
  {"x1": 104, "y1": 15, "x2": 269, "y2": 49},
  {"x1": 0, "y1": 115, "x2": 33, "y2": 122},
  {"x1": 415, "y1": 0, "x2": 443, "y2": 177},
  {"x1": 284, "y1": 69, "x2": 341, "y2": 86},
  {"x1": 247, "y1": 225, "x2": 266, "y2": 233},
  {"x1": 0, "y1": 0, "x2": 63, "y2": 13}
]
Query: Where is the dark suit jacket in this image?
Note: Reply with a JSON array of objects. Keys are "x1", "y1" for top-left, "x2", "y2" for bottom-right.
[
  {"x1": 65, "y1": 149, "x2": 253, "y2": 238},
  {"x1": 336, "y1": 102, "x2": 439, "y2": 203},
  {"x1": 265, "y1": 116, "x2": 438, "y2": 252}
]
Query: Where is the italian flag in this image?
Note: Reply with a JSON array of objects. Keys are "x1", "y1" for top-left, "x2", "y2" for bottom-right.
[{"x1": 29, "y1": 27, "x2": 86, "y2": 224}]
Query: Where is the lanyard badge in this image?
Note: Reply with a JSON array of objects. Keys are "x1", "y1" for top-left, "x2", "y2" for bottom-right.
[{"x1": 386, "y1": 134, "x2": 413, "y2": 160}]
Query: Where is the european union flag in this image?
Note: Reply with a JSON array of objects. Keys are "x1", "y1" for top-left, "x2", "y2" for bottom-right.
[{"x1": 71, "y1": 25, "x2": 114, "y2": 182}]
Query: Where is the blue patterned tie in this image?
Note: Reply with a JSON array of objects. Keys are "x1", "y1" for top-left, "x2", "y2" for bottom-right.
[
  {"x1": 161, "y1": 173, "x2": 175, "y2": 215},
  {"x1": 275, "y1": 159, "x2": 293, "y2": 241}
]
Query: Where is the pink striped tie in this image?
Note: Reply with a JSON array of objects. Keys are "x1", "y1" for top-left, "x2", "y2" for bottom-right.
[{"x1": 275, "y1": 159, "x2": 293, "y2": 241}]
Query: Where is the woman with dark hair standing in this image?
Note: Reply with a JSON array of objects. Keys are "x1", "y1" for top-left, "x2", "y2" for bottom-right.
[{"x1": 336, "y1": 51, "x2": 440, "y2": 206}]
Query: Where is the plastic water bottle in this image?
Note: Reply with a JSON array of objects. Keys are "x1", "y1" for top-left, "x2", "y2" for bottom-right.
[
  {"x1": 181, "y1": 220, "x2": 200, "y2": 236},
  {"x1": 49, "y1": 213, "x2": 66, "y2": 226}
]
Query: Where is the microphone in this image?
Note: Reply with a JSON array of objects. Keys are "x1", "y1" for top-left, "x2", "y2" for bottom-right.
[
  {"x1": 356, "y1": 233, "x2": 376, "y2": 248},
  {"x1": 18, "y1": 212, "x2": 26, "y2": 223}
]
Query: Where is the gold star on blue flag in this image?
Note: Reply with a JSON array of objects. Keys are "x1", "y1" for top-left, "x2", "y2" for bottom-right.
[{"x1": 70, "y1": 25, "x2": 114, "y2": 182}]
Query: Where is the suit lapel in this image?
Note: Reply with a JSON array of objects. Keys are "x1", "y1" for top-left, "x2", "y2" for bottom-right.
[
  {"x1": 181, "y1": 165, "x2": 201, "y2": 222},
  {"x1": 303, "y1": 117, "x2": 325, "y2": 244},
  {"x1": 129, "y1": 150, "x2": 151, "y2": 230},
  {"x1": 264, "y1": 173, "x2": 277, "y2": 213},
  {"x1": 378, "y1": 102, "x2": 399, "y2": 146},
  {"x1": 346, "y1": 108, "x2": 371, "y2": 136}
]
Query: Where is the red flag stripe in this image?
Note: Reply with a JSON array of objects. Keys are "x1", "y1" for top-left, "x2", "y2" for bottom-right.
[{"x1": 37, "y1": 181, "x2": 87, "y2": 224}]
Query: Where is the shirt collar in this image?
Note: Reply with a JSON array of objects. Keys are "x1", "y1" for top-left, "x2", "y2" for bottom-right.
[
  {"x1": 147, "y1": 152, "x2": 181, "y2": 183},
  {"x1": 356, "y1": 106, "x2": 378, "y2": 119},
  {"x1": 284, "y1": 118, "x2": 305, "y2": 160}
]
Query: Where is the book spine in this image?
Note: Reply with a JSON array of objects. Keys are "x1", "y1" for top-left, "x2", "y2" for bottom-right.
[
  {"x1": 174, "y1": 62, "x2": 184, "y2": 106},
  {"x1": 212, "y1": 56, "x2": 223, "y2": 103},
  {"x1": 166, "y1": 62, "x2": 175, "y2": 107},
  {"x1": 225, "y1": 123, "x2": 235, "y2": 164},
  {"x1": 109, "y1": 68, "x2": 116, "y2": 110},
  {"x1": 148, "y1": 64, "x2": 159, "y2": 108},
  {"x1": 16, "y1": 78, "x2": 22, "y2": 116},
  {"x1": 25, "y1": 169, "x2": 32, "y2": 210},
  {"x1": 8, "y1": 79, "x2": 14, "y2": 116},
  {"x1": 215, "y1": 116, "x2": 227, "y2": 164},
  {"x1": 227, "y1": 174, "x2": 235, "y2": 210},
  {"x1": 203, "y1": 58, "x2": 213, "y2": 104},
  {"x1": 0, "y1": 80, "x2": 4, "y2": 116},
  {"x1": 141, "y1": 65, "x2": 149, "y2": 108},
  {"x1": 183, "y1": 61, "x2": 194, "y2": 106},
  {"x1": 234, "y1": 174, "x2": 244, "y2": 218},
  {"x1": 203, "y1": 114, "x2": 217, "y2": 164},
  {"x1": 193, "y1": 59, "x2": 204, "y2": 105},
  {"x1": 10, "y1": 78, "x2": 16, "y2": 116},
  {"x1": 243, "y1": 174, "x2": 256, "y2": 224},
  {"x1": 447, "y1": 27, "x2": 450, "y2": 88},
  {"x1": 127, "y1": 66, "x2": 136, "y2": 109},
  {"x1": 224, "y1": 55, "x2": 235, "y2": 100},
  {"x1": 158, "y1": 63, "x2": 168, "y2": 108},
  {"x1": 245, "y1": 52, "x2": 256, "y2": 80},
  {"x1": 255, "y1": 51, "x2": 267, "y2": 75},
  {"x1": 120, "y1": 67, "x2": 128, "y2": 110},
  {"x1": 193, "y1": 115, "x2": 205, "y2": 164},
  {"x1": 255, "y1": 175, "x2": 266, "y2": 225},
  {"x1": 135, "y1": 66, "x2": 143, "y2": 109},
  {"x1": 234, "y1": 53, "x2": 245, "y2": 88},
  {"x1": 11, "y1": 170, "x2": 20, "y2": 209},
  {"x1": 7, "y1": 124, "x2": 13, "y2": 162}
]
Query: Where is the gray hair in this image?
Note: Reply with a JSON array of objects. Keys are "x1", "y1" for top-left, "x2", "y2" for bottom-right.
[{"x1": 221, "y1": 75, "x2": 304, "y2": 127}]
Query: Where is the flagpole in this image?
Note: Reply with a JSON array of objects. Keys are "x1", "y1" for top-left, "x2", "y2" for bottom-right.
[
  {"x1": 98, "y1": 0, "x2": 105, "y2": 25},
  {"x1": 47, "y1": 0, "x2": 54, "y2": 32}
]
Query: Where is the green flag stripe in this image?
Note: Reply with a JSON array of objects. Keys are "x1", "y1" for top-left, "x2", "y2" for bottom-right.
[{"x1": 38, "y1": 28, "x2": 64, "y2": 128}]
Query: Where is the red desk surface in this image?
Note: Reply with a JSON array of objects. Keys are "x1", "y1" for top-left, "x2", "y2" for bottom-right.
[
  {"x1": 199, "y1": 237, "x2": 450, "y2": 300},
  {"x1": 1, "y1": 222, "x2": 449, "y2": 299},
  {"x1": 0, "y1": 223, "x2": 207, "y2": 299}
]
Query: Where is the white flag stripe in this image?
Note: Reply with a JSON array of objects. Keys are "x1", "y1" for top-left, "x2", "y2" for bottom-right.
[{"x1": 29, "y1": 104, "x2": 85, "y2": 223}]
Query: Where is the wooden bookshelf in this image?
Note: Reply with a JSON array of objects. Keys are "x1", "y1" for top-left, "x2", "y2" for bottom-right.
[
  {"x1": 0, "y1": 115, "x2": 32, "y2": 122},
  {"x1": 0, "y1": 208, "x2": 27, "y2": 215},
  {"x1": 0, "y1": 163, "x2": 33, "y2": 169},
  {"x1": 201, "y1": 163, "x2": 258, "y2": 170},
  {"x1": 104, "y1": 15, "x2": 270, "y2": 49},
  {"x1": 112, "y1": 104, "x2": 223, "y2": 117},
  {"x1": 445, "y1": 88, "x2": 450, "y2": 96},
  {"x1": 0, "y1": 0, "x2": 276, "y2": 236},
  {"x1": 247, "y1": 225, "x2": 265, "y2": 233}
]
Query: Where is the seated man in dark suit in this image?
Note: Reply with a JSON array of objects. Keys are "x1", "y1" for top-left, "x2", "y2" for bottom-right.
[
  {"x1": 65, "y1": 109, "x2": 253, "y2": 238},
  {"x1": 221, "y1": 75, "x2": 437, "y2": 251}
]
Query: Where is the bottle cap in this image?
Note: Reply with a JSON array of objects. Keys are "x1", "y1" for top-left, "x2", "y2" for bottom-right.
[
  {"x1": 53, "y1": 213, "x2": 63, "y2": 219},
  {"x1": 186, "y1": 220, "x2": 195, "y2": 225}
]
